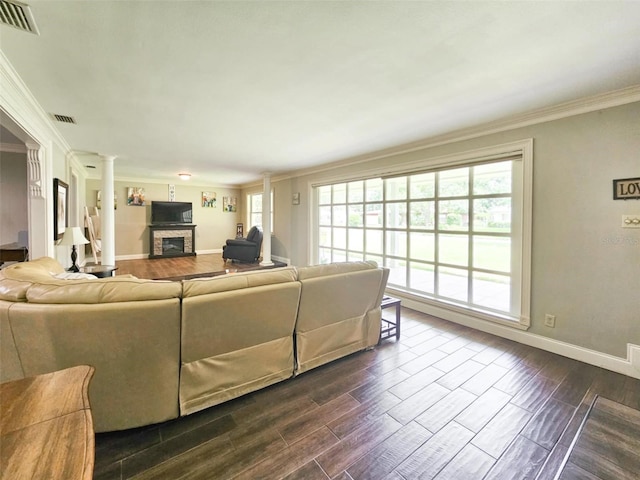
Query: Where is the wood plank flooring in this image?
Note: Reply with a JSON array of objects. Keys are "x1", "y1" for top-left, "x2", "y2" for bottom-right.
[
  {"x1": 112, "y1": 254, "x2": 285, "y2": 280},
  {"x1": 93, "y1": 308, "x2": 640, "y2": 480},
  {"x1": 554, "y1": 395, "x2": 640, "y2": 479}
]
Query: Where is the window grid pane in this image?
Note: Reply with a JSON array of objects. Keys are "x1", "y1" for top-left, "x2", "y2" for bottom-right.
[
  {"x1": 248, "y1": 192, "x2": 274, "y2": 232},
  {"x1": 315, "y1": 158, "x2": 516, "y2": 318}
]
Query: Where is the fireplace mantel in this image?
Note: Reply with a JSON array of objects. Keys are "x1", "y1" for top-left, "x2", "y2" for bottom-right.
[{"x1": 148, "y1": 225, "x2": 196, "y2": 259}]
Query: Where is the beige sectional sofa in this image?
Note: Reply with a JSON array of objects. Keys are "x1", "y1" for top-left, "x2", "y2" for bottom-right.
[
  {"x1": 180, "y1": 267, "x2": 301, "y2": 416},
  {"x1": 0, "y1": 257, "x2": 182, "y2": 432},
  {"x1": 0, "y1": 257, "x2": 389, "y2": 432}
]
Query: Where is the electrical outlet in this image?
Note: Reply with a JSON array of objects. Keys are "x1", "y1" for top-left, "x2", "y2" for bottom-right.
[{"x1": 544, "y1": 314, "x2": 556, "y2": 328}]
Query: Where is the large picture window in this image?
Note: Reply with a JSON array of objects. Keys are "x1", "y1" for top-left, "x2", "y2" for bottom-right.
[{"x1": 313, "y1": 141, "x2": 532, "y2": 327}]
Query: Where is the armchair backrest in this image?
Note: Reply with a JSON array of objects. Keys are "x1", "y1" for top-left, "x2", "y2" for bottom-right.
[{"x1": 247, "y1": 226, "x2": 263, "y2": 250}]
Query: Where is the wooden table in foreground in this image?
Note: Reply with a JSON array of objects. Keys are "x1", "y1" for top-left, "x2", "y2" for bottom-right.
[{"x1": 0, "y1": 365, "x2": 96, "y2": 480}]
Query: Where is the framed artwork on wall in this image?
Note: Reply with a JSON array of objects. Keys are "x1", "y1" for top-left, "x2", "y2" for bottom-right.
[
  {"x1": 127, "y1": 187, "x2": 146, "y2": 206},
  {"x1": 202, "y1": 191, "x2": 216, "y2": 208},
  {"x1": 53, "y1": 178, "x2": 69, "y2": 241},
  {"x1": 223, "y1": 196, "x2": 237, "y2": 212}
]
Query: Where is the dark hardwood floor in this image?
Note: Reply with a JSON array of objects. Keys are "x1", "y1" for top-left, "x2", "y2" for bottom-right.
[
  {"x1": 93, "y1": 306, "x2": 640, "y2": 480},
  {"x1": 555, "y1": 395, "x2": 640, "y2": 479}
]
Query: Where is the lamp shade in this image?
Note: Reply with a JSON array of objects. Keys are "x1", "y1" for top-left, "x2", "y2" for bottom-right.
[{"x1": 59, "y1": 226, "x2": 90, "y2": 246}]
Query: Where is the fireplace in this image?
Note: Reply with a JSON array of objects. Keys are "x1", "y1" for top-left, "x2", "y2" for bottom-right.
[
  {"x1": 162, "y1": 237, "x2": 185, "y2": 255},
  {"x1": 148, "y1": 224, "x2": 196, "y2": 259}
]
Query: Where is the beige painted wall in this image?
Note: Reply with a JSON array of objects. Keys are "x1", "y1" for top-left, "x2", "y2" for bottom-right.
[
  {"x1": 85, "y1": 180, "x2": 241, "y2": 257},
  {"x1": 266, "y1": 102, "x2": 640, "y2": 359},
  {"x1": 0, "y1": 151, "x2": 28, "y2": 246}
]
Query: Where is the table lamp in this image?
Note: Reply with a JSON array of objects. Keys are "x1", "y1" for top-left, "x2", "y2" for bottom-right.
[{"x1": 58, "y1": 227, "x2": 90, "y2": 272}]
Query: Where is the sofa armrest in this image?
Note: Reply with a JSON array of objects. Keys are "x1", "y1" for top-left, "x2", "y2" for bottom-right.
[{"x1": 225, "y1": 239, "x2": 257, "y2": 247}]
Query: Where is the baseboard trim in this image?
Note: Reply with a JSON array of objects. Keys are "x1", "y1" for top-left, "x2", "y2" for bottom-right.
[
  {"x1": 397, "y1": 294, "x2": 640, "y2": 380},
  {"x1": 272, "y1": 255, "x2": 290, "y2": 265},
  {"x1": 114, "y1": 254, "x2": 147, "y2": 261},
  {"x1": 196, "y1": 249, "x2": 223, "y2": 255}
]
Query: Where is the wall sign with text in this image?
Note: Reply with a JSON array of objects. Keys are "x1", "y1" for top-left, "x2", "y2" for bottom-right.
[{"x1": 613, "y1": 177, "x2": 640, "y2": 200}]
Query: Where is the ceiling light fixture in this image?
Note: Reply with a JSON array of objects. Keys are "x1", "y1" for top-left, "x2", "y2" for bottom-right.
[{"x1": 178, "y1": 173, "x2": 191, "y2": 180}]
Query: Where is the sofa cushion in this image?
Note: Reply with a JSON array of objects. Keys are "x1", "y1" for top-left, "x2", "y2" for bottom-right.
[
  {"x1": 26, "y1": 277, "x2": 182, "y2": 304},
  {"x1": 296, "y1": 260, "x2": 378, "y2": 280},
  {"x1": 0, "y1": 278, "x2": 31, "y2": 302},
  {"x1": 1, "y1": 256, "x2": 65, "y2": 283},
  {"x1": 182, "y1": 267, "x2": 297, "y2": 297}
]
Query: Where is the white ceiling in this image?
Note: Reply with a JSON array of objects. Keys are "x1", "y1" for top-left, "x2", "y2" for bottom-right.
[{"x1": 1, "y1": 1, "x2": 639, "y2": 186}]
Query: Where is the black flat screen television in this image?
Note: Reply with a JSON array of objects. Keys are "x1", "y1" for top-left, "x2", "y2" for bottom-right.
[{"x1": 151, "y1": 201, "x2": 193, "y2": 224}]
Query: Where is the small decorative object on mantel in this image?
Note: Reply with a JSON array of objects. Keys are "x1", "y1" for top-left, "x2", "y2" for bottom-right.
[
  {"x1": 202, "y1": 191, "x2": 216, "y2": 208},
  {"x1": 223, "y1": 196, "x2": 237, "y2": 212},
  {"x1": 236, "y1": 223, "x2": 244, "y2": 238},
  {"x1": 168, "y1": 184, "x2": 176, "y2": 202},
  {"x1": 127, "y1": 187, "x2": 146, "y2": 206},
  {"x1": 613, "y1": 177, "x2": 640, "y2": 200}
]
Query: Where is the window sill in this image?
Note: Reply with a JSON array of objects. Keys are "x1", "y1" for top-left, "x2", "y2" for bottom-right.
[{"x1": 386, "y1": 287, "x2": 530, "y2": 331}]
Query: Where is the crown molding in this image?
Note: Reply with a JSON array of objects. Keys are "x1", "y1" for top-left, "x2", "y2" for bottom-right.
[
  {"x1": 242, "y1": 85, "x2": 640, "y2": 189},
  {"x1": 0, "y1": 51, "x2": 71, "y2": 153},
  {"x1": 0, "y1": 142, "x2": 27, "y2": 153},
  {"x1": 83, "y1": 173, "x2": 240, "y2": 190}
]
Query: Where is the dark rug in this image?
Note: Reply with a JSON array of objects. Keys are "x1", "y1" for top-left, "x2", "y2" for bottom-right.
[{"x1": 156, "y1": 260, "x2": 287, "y2": 281}]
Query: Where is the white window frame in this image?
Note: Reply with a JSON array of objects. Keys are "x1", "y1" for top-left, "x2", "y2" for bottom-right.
[
  {"x1": 247, "y1": 190, "x2": 274, "y2": 234},
  {"x1": 311, "y1": 139, "x2": 533, "y2": 329}
]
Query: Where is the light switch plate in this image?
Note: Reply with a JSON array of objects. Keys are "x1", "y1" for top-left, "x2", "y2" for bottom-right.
[{"x1": 621, "y1": 215, "x2": 640, "y2": 228}]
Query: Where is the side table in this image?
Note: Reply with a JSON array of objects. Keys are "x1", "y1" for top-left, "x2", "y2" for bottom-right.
[
  {"x1": 380, "y1": 296, "x2": 401, "y2": 342},
  {"x1": 81, "y1": 265, "x2": 118, "y2": 278}
]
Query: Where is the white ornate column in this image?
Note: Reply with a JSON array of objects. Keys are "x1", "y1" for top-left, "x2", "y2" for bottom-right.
[
  {"x1": 100, "y1": 155, "x2": 116, "y2": 266},
  {"x1": 25, "y1": 143, "x2": 49, "y2": 258},
  {"x1": 260, "y1": 172, "x2": 273, "y2": 266}
]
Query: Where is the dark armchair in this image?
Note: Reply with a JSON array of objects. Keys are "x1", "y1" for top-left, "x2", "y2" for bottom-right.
[{"x1": 222, "y1": 225, "x2": 263, "y2": 263}]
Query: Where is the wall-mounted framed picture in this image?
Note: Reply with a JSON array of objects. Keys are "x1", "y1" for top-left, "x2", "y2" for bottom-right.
[
  {"x1": 168, "y1": 184, "x2": 176, "y2": 202},
  {"x1": 202, "y1": 191, "x2": 217, "y2": 208},
  {"x1": 53, "y1": 178, "x2": 69, "y2": 241},
  {"x1": 223, "y1": 196, "x2": 237, "y2": 212},
  {"x1": 127, "y1": 187, "x2": 146, "y2": 206}
]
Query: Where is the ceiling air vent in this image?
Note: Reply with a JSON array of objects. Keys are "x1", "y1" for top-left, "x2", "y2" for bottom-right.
[
  {"x1": 52, "y1": 113, "x2": 76, "y2": 124},
  {"x1": 0, "y1": 0, "x2": 39, "y2": 35}
]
